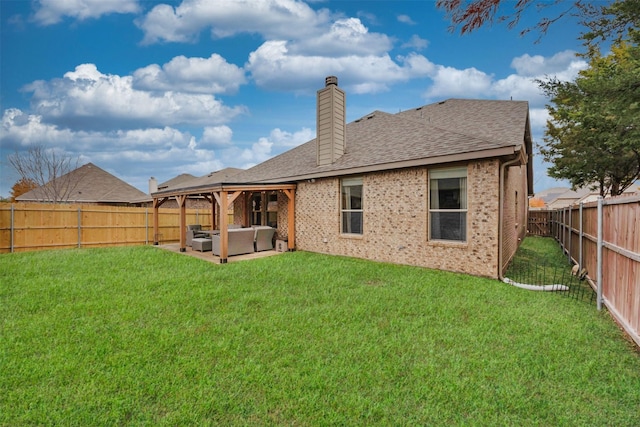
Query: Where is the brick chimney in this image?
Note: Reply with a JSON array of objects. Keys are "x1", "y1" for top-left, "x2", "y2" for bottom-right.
[{"x1": 317, "y1": 76, "x2": 346, "y2": 166}]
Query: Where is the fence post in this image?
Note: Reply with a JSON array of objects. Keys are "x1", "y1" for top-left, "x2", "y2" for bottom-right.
[
  {"x1": 579, "y1": 202, "x2": 583, "y2": 270},
  {"x1": 597, "y1": 196, "x2": 603, "y2": 311},
  {"x1": 78, "y1": 207, "x2": 82, "y2": 248},
  {"x1": 561, "y1": 208, "x2": 566, "y2": 252},
  {"x1": 145, "y1": 208, "x2": 149, "y2": 245},
  {"x1": 10, "y1": 204, "x2": 15, "y2": 253},
  {"x1": 568, "y1": 205, "x2": 572, "y2": 263}
]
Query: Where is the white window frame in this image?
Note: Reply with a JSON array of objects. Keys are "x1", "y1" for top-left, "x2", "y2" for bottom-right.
[
  {"x1": 341, "y1": 177, "x2": 363, "y2": 235},
  {"x1": 429, "y1": 167, "x2": 468, "y2": 242}
]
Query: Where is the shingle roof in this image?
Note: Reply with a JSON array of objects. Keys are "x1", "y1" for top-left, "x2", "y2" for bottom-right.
[
  {"x1": 234, "y1": 98, "x2": 530, "y2": 184},
  {"x1": 158, "y1": 173, "x2": 197, "y2": 191},
  {"x1": 16, "y1": 163, "x2": 148, "y2": 203},
  {"x1": 162, "y1": 168, "x2": 244, "y2": 192}
]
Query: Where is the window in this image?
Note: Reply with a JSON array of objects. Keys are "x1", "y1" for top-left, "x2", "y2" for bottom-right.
[
  {"x1": 341, "y1": 177, "x2": 363, "y2": 234},
  {"x1": 250, "y1": 191, "x2": 278, "y2": 227},
  {"x1": 429, "y1": 167, "x2": 467, "y2": 242}
]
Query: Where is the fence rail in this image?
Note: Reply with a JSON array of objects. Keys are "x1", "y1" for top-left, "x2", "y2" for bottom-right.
[
  {"x1": 0, "y1": 203, "x2": 216, "y2": 253},
  {"x1": 528, "y1": 196, "x2": 640, "y2": 348}
]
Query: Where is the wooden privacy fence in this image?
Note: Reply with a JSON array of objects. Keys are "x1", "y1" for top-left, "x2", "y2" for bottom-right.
[
  {"x1": 527, "y1": 210, "x2": 552, "y2": 236},
  {"x1": 529, "y1": 196, "x2": 639, "y2": 348},
  {"x1": 0, "y1": 203, "x2": 220, "y2": 253}
]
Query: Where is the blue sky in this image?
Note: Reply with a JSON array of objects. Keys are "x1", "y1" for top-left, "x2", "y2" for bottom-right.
[{"x1": 1, "y1": 0, "x2": 589, "y2": 198}]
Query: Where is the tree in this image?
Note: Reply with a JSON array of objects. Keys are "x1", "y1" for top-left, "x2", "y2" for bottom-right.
[
  {"x1": 528, "y1": 197, "x2": 546, "y2": 208},
  {"x1": 10, "y1": 178, "x2": 38, "y2": 202},
  {"x1": 537, "y1": 40, "x2": 640, "y2": 196},
  {"x1": 438, "y1": 0, "x2": 640, "y2": 196},
  {"x1": 436, "y1": 0, "x2": 639, "y2": 44},
  {"x1": 436, "y1": 0, "x2": 582, "y2": 38},
  {"x1": 8, "y1": 145, "x2": 83, "y2": 203}
]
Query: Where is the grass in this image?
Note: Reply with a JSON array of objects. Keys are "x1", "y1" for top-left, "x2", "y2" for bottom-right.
[
  {"x1": 505, "y1": 236, "x2": 583, "y2": 288},
  {"x1": 1, "y1": 244, "x2": 639, "y2": 425}
]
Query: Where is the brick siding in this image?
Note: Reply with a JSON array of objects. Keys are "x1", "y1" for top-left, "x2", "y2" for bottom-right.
[{"x1": 293, "y1": 160, "x2": 507, "y2": 278}]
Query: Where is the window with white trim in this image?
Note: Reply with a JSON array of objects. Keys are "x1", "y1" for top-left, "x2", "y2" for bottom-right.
[
  {"x1": 341, "y1": 177, "x2": 363, "y2": 234},
  {"x1": 429, "y1": 167, "x2": 467, "y2": 242}
]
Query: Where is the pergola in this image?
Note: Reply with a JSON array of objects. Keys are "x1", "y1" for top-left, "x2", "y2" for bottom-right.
[{"x1": 152, "y1": 182, "x2": 297, "y2": 263}]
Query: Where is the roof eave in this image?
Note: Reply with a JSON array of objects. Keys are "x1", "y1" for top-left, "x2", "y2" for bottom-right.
[
  {"x1": 152, "y1": 182, "x2": 297, "y2": 199},
  {"x1": 251, "y1": 145, "x2": 522, "y2": 184}
]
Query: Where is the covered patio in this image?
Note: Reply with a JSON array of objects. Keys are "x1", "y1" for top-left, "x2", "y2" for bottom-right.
[{"x1": 152, "y1": 183, "x2": 297, "y2": 263}]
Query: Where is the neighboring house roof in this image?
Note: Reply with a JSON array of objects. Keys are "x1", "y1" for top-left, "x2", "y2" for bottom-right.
[
  {"x1": 231, "y1": 98, "x2": 531, "y2": 185},
  {"x1": 534, "y1": 187, "x2": 570, "y2": 204},
  {"x1": 166, "y1": 168, "x2": 244, "y2": 191},
  {"x1": 541, "y1": 185, "x2": 639, "y2": 209},
  {"x1": 16, "y1": 162, "x2": 148, "y2": 204},
  {"x1": 157, "y1": 173, "x2": 197, "y2": 192}
]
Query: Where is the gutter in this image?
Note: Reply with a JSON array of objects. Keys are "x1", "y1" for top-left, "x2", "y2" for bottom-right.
[{"x1": 498, "y1": 147, "x2": 526, "y2": 280}]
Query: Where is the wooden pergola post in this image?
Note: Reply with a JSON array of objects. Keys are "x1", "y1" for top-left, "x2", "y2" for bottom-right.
[
  {"x1": 153, "y1": 199, "x2": 160, "y2": 245},
  {"x1": 152, "y1": 197, "x2": 169, "y2": 245},
  {"x1": 218, "y1": 191, "x2": 229, "y2": 262},
  {"x1": 177, "y1": 195, "x2": 187, "y2": 252},
  {"x1": 283, "y1": 189, "x2": 296, "y2": 250},
  {"x1": 211, "y1": 194, "x2": 217, "y2": 230}
]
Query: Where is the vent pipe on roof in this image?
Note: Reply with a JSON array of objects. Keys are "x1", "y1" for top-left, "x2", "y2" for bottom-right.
[{"x1": 317, "y1": 76, "x2": 346, "y2": 166}]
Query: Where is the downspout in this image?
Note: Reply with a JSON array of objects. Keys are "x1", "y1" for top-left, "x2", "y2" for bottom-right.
[{"x1": 498, "y1": 147, "x2": 525, "y2": 280}]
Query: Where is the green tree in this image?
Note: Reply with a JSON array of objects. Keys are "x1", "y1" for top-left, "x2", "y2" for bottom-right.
[{"x1": 537, "y1": 40, "x2": 640, "y2": 196}]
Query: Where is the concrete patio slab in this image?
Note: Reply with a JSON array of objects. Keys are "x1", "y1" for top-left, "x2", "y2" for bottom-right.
[{"x1": 155, "y1": 243, "x2": 282, "y2": 264}]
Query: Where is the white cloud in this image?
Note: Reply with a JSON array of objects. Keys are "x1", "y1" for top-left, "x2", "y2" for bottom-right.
[
  {"x1": 266, "y1": 127, "x2": 314, "y2": 148},
  {"x1": 422, "y1": 50, "x2": 588, "y2": 109},
  {"x1": 33, "y1": 0, "x2": 140, "y2": 25},
  {"x1": 1, "y1": 106, "x2": 317, "y2": 194},
  {"x1": 397, "y1": 14, "x2": 416, "y2": 25},
  {"x1": 23, "y1": 64, "x2": 246, "y2": 131},
  {"x1": 529, "y1": 107, "x2": 550, "y2": 133},
  {"x1": 247, "y1": 41, "x2": 433, "y2": 94},
  {"x1": 137, "y1": 0, "x2": 329, "y2": 44},
  {"x1": 491, "y1": 74, "x2": 545, "y2": 105},
  {"x1": 402, "y1": 35, "x2": 429, "y2": 50},
  {"x1": 425, "y1": 66, "x2": 493, "y2": 99},
  {"x1": 201, "y1": 126, "x2": 234, "y2": 148},
  {"x1": 292, "y1": 18, "x2": 392, "y2": 56},
  {"x1": 132, "y1": 54, "x2": 246, "y2": 94},
  {"x1": 511, "y1": 50, "x2": 585, "y2": 77}
]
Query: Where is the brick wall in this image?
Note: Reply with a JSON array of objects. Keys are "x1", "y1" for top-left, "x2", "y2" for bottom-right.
[
  {"x1": 294, "y1": 160, "x2": 504, "y2": 278},
  {"x1": 500, "y1": 164, "x2": 529, "y2": 274}
]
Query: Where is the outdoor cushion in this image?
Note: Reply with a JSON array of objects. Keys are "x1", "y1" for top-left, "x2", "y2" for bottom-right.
[
  {"x1": 254, "y1": 226, "x2": 276, "y2": 251},
  {"x1": 192, "y1": 237, "x2": 212, "y2": 252},
  {"x1": 212, "y1": 228, "x2": 255, "y2": 257}
]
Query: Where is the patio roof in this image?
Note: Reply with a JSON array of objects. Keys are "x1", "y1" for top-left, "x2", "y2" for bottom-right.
[{"x1": 152, "y1": 182, "x2": 296, "y2": 263}]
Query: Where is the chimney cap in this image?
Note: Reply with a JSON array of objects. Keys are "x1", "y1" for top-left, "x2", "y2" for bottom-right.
[{"x1": 325, "y1": 76, "x2": 338, "y2": 87}]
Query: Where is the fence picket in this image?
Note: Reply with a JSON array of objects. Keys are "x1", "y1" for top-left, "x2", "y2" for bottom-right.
[
  {"x1": 527, "y1": 195, "x2": 640, "y2": 348},
  {"x1": 0, "y1": 203, "x2": 219, "y2": 253}
]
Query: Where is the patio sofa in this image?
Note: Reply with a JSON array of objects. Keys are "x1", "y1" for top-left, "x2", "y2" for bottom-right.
[{"x1": 212, "y1": 227, "x2": 255, "y2": 257}]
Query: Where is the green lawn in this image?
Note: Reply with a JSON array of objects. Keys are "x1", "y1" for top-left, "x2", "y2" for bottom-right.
[{"x1": 1, "y1": 243, "x2": 639, "y2": 425}]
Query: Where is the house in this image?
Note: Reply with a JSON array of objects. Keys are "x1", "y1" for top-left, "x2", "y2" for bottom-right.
[
  {"x1": 16, "y1": 162, "x2": 149, "y2": 206},
  {"x1": 152, "y1": 76, "x2": 532, "y2": 278},
  {"x1": 532, "y1": 185, "x2": 639, "y2": 209}
]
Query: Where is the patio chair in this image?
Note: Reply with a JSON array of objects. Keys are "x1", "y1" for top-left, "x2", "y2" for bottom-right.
[
  {"x1": 186, "y1": 224, "x2": 208, "y2": 246},
  {"x1": 254, "y1": 226, "x2": 276, "y2": 251}
]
